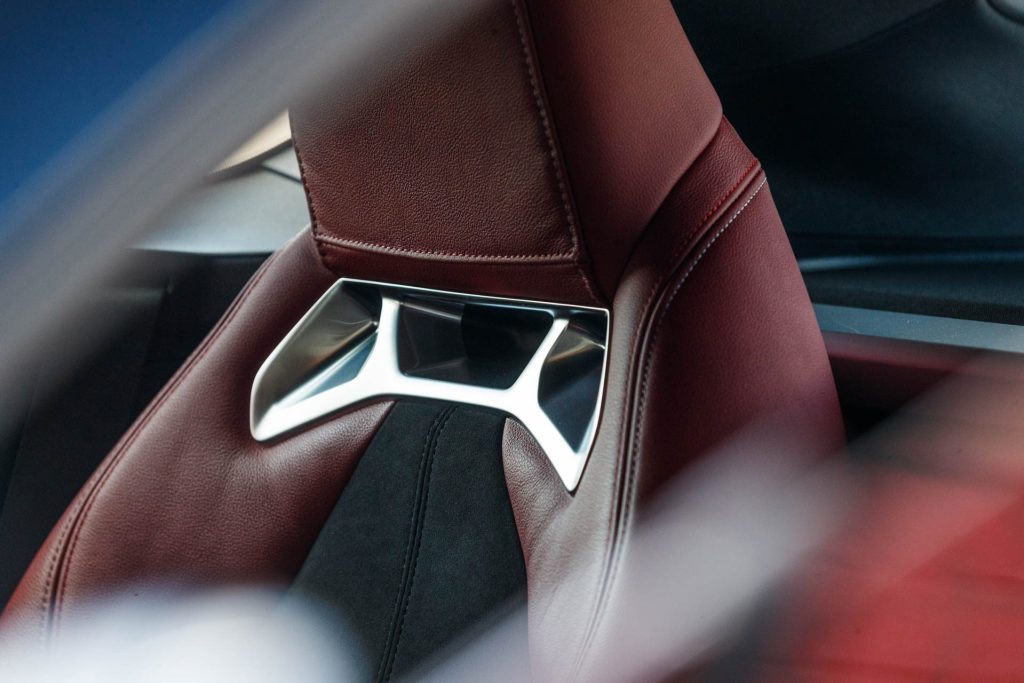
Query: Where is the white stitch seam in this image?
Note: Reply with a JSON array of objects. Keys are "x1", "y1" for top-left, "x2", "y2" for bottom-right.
[
  {"x1": 511, "y1": 0, "x2": 578, "y2": 256},
  {"x1": 575, "y1": 177, "x2": 769, "y2": 679},
  {"x1": 47, "y1": 246, "x2": 288, "y2": 638},
  {"x1": 510, "y1": 0, "x2": 603, "y2": 304},
  {"x1": 654, "y1": 179, "x2": 767, "y2": 322},
  {"x1": 316, "y1": 235, "x2": 576, "y2": 262}
]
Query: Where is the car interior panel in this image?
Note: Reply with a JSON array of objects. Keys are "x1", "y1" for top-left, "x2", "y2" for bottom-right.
[{"x1": 1, "y1": 1, "x2": 1023, "y2": 681}]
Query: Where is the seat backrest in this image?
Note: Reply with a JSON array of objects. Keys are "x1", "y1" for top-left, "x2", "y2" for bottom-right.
[{"x1": 3, "y1": 1, "x2": 843, "y2": 679}]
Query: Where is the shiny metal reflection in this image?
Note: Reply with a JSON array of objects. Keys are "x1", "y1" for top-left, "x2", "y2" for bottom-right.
[{"x1": 250, "y1": 279, "x2": 609, "y2": 491}]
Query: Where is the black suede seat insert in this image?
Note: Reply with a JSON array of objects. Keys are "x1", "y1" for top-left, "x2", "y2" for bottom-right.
[{"x1": 291, "y1": 400, "x2": 527, "y2": 681}]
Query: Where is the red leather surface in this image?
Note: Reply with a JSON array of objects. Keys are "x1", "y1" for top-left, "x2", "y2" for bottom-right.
[
  {"x1": 1, "y1": 234, "x2": 392, "y2": 638},
  {"x1": 503, "y1": 122, "x2": 843, "y2": 682},
  {"x1": 291, "y1": 0, "x2": 720, "y2": 305},
  {"x1": 4, "y1": 2, "x2": 844, "y2": 676},
  {"x1": 524, "y1": 0, "x2": 721, "y2": 297}
]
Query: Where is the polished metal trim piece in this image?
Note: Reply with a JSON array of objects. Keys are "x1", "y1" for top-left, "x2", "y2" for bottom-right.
[
  {"x1": 814, "y1": 303, "x2": 1024, "y2": 355},
  {"x1": 251, "y1": 279, "x2": 610, "y2": 491}
]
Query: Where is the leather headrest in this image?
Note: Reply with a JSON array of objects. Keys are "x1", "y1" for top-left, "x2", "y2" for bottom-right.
[{"x1": 291, "y1": 0, "x2": 721, "y2": 305}]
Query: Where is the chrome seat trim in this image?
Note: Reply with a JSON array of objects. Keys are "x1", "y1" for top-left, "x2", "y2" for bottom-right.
[{"x1": 250, "y1": 278, "x2": 609, "y2": 491}]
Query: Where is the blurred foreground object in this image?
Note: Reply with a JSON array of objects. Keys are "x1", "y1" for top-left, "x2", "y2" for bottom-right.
[
  {"x1": 212, "y1": 112, "x2": 292, "y2": 175},
  {"x1": 0, "y1": 589, "x2": 355, "y2": 683},
  {"x1": 752, "y1": 354, "x2": 1024, "y2": 681}
]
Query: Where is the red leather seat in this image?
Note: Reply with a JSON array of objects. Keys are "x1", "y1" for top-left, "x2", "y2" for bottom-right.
[{"x1": 2, "y1": 1, "x2": 842, "y2": 678}]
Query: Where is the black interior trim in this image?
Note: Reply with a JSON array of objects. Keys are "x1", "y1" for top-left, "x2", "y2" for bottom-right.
[
  {"x1": 804, "y1": 257, "x2": 1024, "y2": 326},
  {"x1": 290, "y1": 401, "x2": 527, "y2": 681},
  {"x1": 678, "y1": 0, "x2": 1024, "y2": 256}
]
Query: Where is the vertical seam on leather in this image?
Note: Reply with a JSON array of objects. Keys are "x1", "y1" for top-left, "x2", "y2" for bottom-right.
[
  {"x1": 610, "y1": 117, "x2": 729, "y2": 288},
  {"x1": 291, "y1": 132, "x2": 333, "y2": 271},
  {"x1": 38, "y1": 514, "x2": 74, "y2": 644},
  {"x1": 574, "y1": 176, "x2": 769, "y2": 678},
  {"x1": 377, "y1": 406, "x2": 455, "y2": 682},
  {"x1": 628, "y1": 178, "x2": 770, "y2": 521},
  {"x1": 575, "y1": 123, "x2": 757, "y2": 668},
  {"x1": 294, "y1": 80, "x2": 589, "y2": 265},
  {"x1": 46, "y1": 245, "x2": 288, "y2": 636},
  {"x1": 510, "y1": 0, "x2": 604, "y2": 305}
]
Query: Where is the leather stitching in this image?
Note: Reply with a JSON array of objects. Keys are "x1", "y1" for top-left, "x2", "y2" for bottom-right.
[
  {"x1": 629, "y1": 179, "x2": 770, "y2": 520},
  {"x1": 611, "y1": 135, "x2": 760, "y2": 429},
  {"x1": 380, "y1": 407, "x2": 455, "y2": 681},
  {"x1": 374, "y1": 407, "x2": 447, "y2": 681},
  {"x1": 575, "y1": 126, "x2": 760, "y2": 670},
  {"x1": 38, "y1": 511, "x2": 76, "y2": 643},
  {"x1": 699, "y1": 159, "x2": 760, "y2": 226},
  {"x1": 574, "y1": 173, "x2": 768, "y2": 678},
  {"x1": 296, "y1": 77, "x2": 584, "y2": 267},
  {"x1": 292, "y1": 1, "x2": 603, "y2": 300},
  {"x1": 375, "y1": 407, "x2": 450, "y2": 681},
  {"x1": 45, "y1": 235, "x2": 350, "y2": 636},
  {"x1": 510, "y1": 0, "x2": 603, "y2": 304},
  {"x1": 49, "y1": 248, "x2": 284, "y2": 634},
  {"x1": 291, "y1": 134, "x2": 336, "y2": 271},
  {"x1": 316, "y1": 235, "x2": 576, "y2": 262},
  {"x1": 628, "y1": 148, "x2": 760, "y2": 342},
  {"x1": 607, "y1": 118, "x2": 742, "y2": 293}
]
